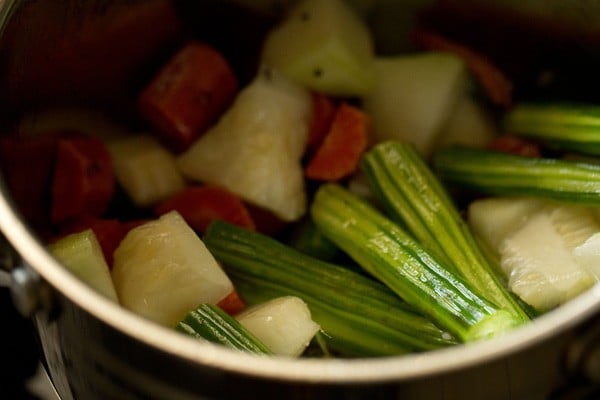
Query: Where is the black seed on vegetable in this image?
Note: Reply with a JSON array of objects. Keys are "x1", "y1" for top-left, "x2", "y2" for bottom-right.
[{"x1": 313, "y1": 68, "x2": 323, "y2": 78}]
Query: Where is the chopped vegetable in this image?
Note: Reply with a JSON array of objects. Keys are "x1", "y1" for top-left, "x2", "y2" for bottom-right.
[
  {"x1": 488, "y1": 135, "x2": 542, "y2": 158},
  {"x1": 362, "y1": 52, "x2": 468, "y2": 157},
  {"x1": 574, "y1": 234, "x2": 600, "y2": 279},
  {"x1": 311, "y1": 184, "x2": 523, "y2": 342},
  {"x1": 111, "y1": 210, "x2": 233, "y2": 327},
  {"x1": 176, "y1": 303, "x2": 272, "y2": 354},
  {"x1": 16, "y1": 106, "x2": 131, "y2": 142},
  {"x1": 503, "y1": 102, "x2": 600, "y2": 156},
  {"x1": 361, "y1": 141, "x2": 529, "y2": 322},
  {"x1": 288, "y1": 217, "x2": 340, "y2": 261},
  {"x1": 260, "y1": 0, "x2": 376, "y2": 96},
  {"x1": 235, "y1": 296, "x2": 320, "y2": 357},
  {"x1": 0, "y1": 134, "x2": 60, "y2": 227},
  {"x1": 138, "y1": 41, "x2": 238, "y2": 152},
  {"x1": 433, "y1": 145, "x2": 600, "y2": 205},
  {"x1": 154, "y1": 185, "x2": 256, "y2": 234},
  {"x1": 203, "y1": 220, "x2": 457, "y2": 357},
  {"x1": 107, "y1": 134, "x2": 186, "y2": 208},
  {"x1": 48, "y1": 229, "x2": 118, "y2": 302},
  {"x1": 435, "y1": 95, "x2": 497, "y2": 150},
  {"x1": 58, "y1": 216, "x2": 134, "y2": 268},
  {"x1": 305, "y1": 92, "x2": 337, "y2": 155},
  {"x1": 411, "y1": 28, "x2": 513, "y2": 108},
  {"x1": 304, "y1": 102, "x2": 370, "y2": 181},
  {"x1": 216, "y1": 288, "x2": 246, "y2": 316},
  {"x1": 468, "y1": 197, "x2": 599, "y2": 311},
  {"x1": 468, "y1": 197, "x2": 544, "y2": 255},
  {"x1": 177, "y1": 68, "x2": 312, "y2": 222},
  {"x1": 51, "y1": 136, "x2": 115, "y2": 224}
]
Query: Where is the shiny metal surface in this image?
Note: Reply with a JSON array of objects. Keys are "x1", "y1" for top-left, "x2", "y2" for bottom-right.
[{"x1": 0, "y1": 1, "x2": 599, "y2": 399}]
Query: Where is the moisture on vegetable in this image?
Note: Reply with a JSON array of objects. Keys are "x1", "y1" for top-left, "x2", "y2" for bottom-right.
[
  {"x1": 361, "y1": 141, "x2": 529, "y2": 323},
  {"x1": 203, "y1": 219, "x2": 458, "y2": 356},
  {"x1": 310, "y1": 184, "x2": 524, "y2": 342}
]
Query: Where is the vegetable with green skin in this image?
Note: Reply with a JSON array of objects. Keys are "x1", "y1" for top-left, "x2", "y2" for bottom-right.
[
  {"x1": 432, "y1": 145, "x2": 600, "y2": 205},
  {"x1": 176, "y1": 303, "x2": 272, "y2": 354},
  {"x1": 260, "y1": 0, "x2": 376, "y2": 96},
  {"x1": 310, "y1": 184, "x2": 523, "y2": 342},
  {"x1": 361, "y1": 141, "x2": 529, "y2": 322},
  {"x1": 288, "y1": 217, "x2": 340, "y2": 261},
  {"x1": 48, "y1": 228, "x2": 118, "y2": 303},
  {"x1": 504, "y1": 102, "x2": 600, "y2": 156},
  {"x1": 203, "y1": 219, "x2": 458, "y2": 357}
]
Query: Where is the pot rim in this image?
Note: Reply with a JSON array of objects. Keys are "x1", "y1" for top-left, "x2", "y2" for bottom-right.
[{"x1": 2, "y1": 190, "x2": 599, "y2": 384}]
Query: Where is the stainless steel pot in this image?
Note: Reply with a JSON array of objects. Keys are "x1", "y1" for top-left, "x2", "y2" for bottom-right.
[{"x1": 1, "y1": 1, "x2": 600, "y2": 399}]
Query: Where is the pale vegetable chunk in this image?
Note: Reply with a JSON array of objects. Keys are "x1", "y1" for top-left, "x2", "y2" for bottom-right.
[
  {"x1": 501, "y1": 212, "x2": 597, "y2": 311},
  {"x1": 435, "y1": 95, "x2": 497, "y2": 150},
  {"x1": 468, "y1": 197, "x2": 599, "y2": 311},
  {"x1": 177, "y1": 69, "x2": 312, "y2": 222},
  {"x1": 108, "y1": 135, "x2": 185, "y2": 207},
  {"x1": 362, "y1": 52, "x2": 468, "y2": 157},
  {"x1": 574, "y1": 233, "x2": 600, "y2": 278},
  {"x1": 111, "y1": 211, "x2": 233, "y2": 327},
  {"x1": 235, "y1": 296, "x2": 320, "y2": 357},
  {"x1": 260, "y1": 0, "x2": 375, "y2": 96},
  {"x1": 48, "y1": 229, "x2": 118, "y2": 302},
  {"x1": 468, "y1": 196, "x2": 544, "y2": 255}
]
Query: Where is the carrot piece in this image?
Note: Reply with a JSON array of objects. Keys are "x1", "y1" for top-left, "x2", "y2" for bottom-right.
[
  {"x1": 411, "y1": 29, "x2": 513, "y2": 108},
  {"x1": 305, "y1": 92, "x2": 337, "y2": 155},
  {"x1": 304, "y1": 103, "x2": 370, "y2": 181},
  {"x1": 154, "y1": 185, "x2": 255, "y2": 234},
  {"x1": 488, "y1": 135, "x2": 542, "y2": 158},
  {"x1": 244, "y1": 203, "x2": 289, "y2": 237},
  {"x1": 138, "y1": 41, "x2": 238, "y2": 152},
  {"x1": 0, "y1": 134, "x2": 58, "y2": 227},
  {"x1": 216, "y1": 289, "x2": 246, "y2": 315},
  {"x1": 51, "y1": 137, "x2": 115, "y2": 224}
]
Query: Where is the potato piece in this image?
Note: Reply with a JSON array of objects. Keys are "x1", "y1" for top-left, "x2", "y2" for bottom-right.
[
  {"x1": 108, "y1": 135, "x2": 185, "y2": 207},
  {"x1": 468, "y1": 197, "x2": 599, "y2": 311},
  {"x1": 177, "y1": 69, "x2": 311, "y2": 222},
  {"x1": 362, "y1": 52, "x2": 468, "y2": 158},
  {"x1": 111, "y1": 211, "x2": 233, "y2": 327},
  {"x1": 235, "y1": 296, "x2": 320, "y2": 357}
]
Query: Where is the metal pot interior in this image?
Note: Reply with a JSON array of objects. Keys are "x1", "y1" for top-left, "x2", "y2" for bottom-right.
[{"x1": 1, "y1": 0, "x2": 600, "y2": 392}]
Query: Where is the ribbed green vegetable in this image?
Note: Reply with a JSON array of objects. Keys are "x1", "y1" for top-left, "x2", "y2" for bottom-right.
[
  {"x1": 176, "y1": 303, "x2": 272, "y2": 354},
  {"x1": 361, "y1": 141, "x2": 529, "y2": 323},
  {"x1": 433, "y1": 145, "x2": 600, "y2": 205},
  {"x1": 203, "y1": 220, "x2": 458, "y2": 357},
  {"x1": 288, "y1": 217, "x2": 340, "y2": 261},
  {"x1": 504, "y1": 102, "x2": 600, "y2": 156},
  {"x1": 310, "y1": 184, "x2": 523, "y2": 342}
]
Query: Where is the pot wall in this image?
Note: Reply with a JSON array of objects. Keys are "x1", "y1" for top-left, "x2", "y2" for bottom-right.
[{"x1": 36, "y1": 285, "x2": 585, "y2": 400}]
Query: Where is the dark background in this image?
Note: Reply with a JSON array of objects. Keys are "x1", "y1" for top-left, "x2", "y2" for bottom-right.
[{"x1": 1, "y1": 287, "x2": 45, "y2": 399}]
